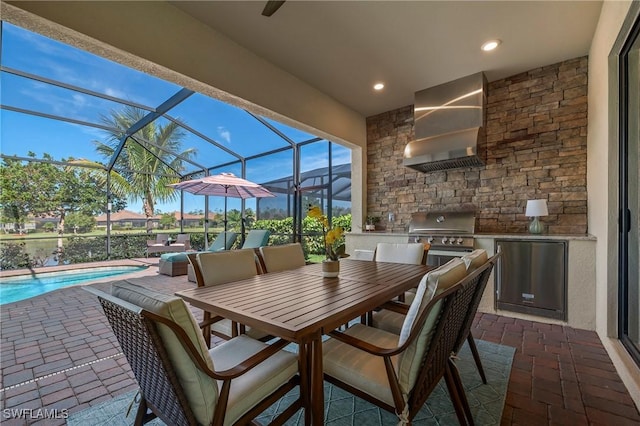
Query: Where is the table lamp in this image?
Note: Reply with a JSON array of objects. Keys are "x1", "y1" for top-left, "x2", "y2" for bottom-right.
[{"x1": 525, "y1": 199, "x2": 548, "y2": 234}]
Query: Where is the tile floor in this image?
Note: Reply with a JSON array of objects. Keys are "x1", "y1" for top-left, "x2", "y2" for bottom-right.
[{"x1": 0, "y1": 263, "x2": 639, "y2": 425}]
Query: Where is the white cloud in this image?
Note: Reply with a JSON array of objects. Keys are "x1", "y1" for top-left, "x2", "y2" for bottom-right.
[{"x1": 217, "y1": 126, "x2": 231, "y2": 144}]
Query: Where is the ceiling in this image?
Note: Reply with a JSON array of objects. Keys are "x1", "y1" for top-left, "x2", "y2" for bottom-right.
[{"x1": 171, "y1": 1, "x2": 603, "y2": 117}]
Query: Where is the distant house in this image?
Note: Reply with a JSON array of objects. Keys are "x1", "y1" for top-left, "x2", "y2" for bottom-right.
[
  {"x1": 166, "y1": 211, "x2": 203, "y2": 228},
  {"x1": 95, "y1": 210, "x2": 158, "y2": 230}
]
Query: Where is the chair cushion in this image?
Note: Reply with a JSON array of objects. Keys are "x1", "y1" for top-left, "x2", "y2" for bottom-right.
[
  {"x1": 241, "y1": 230, "x2": 270, "y2": 249},
  {"x1": 210, "y1": 318, "x2": 270, "y2": 341},
  {"x1": 397, "y1": 258, "x2": 466, "y2": 394},
  {"x1": 208, "y1": 232, "x2": 238, "y2": 252},
  {"x1": 375, "y1": 243, "x2": 424, "y2": 265},
  {"x1": 110, "y1": 281, "x2": 217, "y2": 426},
  {"x1": 323, "y1": 324, "x2": 400, "y2": 407},
  {"x1": 210, "y1": 335, "x2": 298, "y2": 425},
  {"x1": 259, "y1": 243, "x2": 306, "y2": 273},
  {"x1": 371, "y1": 309, "x2": 405, "y2": 335},
  {"x1": 352, "y1": 249, "x2": 375, "y2": 261},
  {"x1": 160, "y1": 252, "x2": 189, "y2": 262},
  {"x1": 461, "y1": 249, "x2": 488, "y2": 273},
  {"x1": 197, "y1": 249, "x2": 259, "y2": 287}
]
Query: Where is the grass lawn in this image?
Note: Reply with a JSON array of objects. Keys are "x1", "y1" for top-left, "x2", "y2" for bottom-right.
[{"x1": 0, "y1": 227, "x2": 223, "y2": 241}]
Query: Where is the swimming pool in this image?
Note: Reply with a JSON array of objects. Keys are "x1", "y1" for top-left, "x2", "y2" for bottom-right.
[{"x1": 0, "y1": 266, "x2": 148, "y2": 304}]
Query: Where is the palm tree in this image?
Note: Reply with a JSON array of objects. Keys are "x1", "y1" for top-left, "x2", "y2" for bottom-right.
[{"x1": 94, "y1": 106, "x2": 196, "y2": 231}]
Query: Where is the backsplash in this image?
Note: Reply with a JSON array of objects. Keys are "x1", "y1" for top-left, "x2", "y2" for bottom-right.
[{"x1": 366, "y1": 56, "x2": 588, "y2": 234}]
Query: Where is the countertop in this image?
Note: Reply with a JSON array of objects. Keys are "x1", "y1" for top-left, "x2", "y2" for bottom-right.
[{"x1": 348, "y1": 231, "x2": 596, "y2": 241}]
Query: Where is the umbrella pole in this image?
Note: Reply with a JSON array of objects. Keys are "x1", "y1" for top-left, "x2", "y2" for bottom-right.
[
  {"x1": 204, "y1": 196, "x2": 209, "y2": 248},
  {"x1": 224, "y1": 196, "x2": 228, "y2": 233}
]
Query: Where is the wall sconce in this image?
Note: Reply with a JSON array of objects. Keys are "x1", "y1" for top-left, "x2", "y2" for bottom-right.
[{"x1": 525, "y1": 199, "x2": 548, "y2": 234}]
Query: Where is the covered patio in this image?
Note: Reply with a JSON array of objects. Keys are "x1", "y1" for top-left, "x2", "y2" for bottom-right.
[
  {"x1": 1, "y1": 267, "x2": 638, "y2": 425},
  {"x1": 1, "y1": 1, "x2": 640, "y2": 424}
]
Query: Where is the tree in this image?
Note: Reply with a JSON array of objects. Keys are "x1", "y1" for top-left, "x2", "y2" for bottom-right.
[
  {"x1": 66, "y1": 212, "x2": 96, "y2": 233},
  {"x1": 94, "y1": 106, "x2": 195, "y2": 232},
  {"x1": 159, "y1": 213, "x2": 176, "y2": 229},
  {"x1": 0, "y1": 154, "x2": 121, "y2": 234}
]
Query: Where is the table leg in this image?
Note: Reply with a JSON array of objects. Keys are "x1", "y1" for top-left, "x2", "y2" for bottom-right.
[
  {"x1": 310, "y1": 331, "x2": 324, "y2": 425},
  {"x1": 298, "y1": 338, "x2": 311, "y2": 425}
]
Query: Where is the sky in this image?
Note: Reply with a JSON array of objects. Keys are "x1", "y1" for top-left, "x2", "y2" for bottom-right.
[{"x1": 0, "y1": 22, "x2": 352, "y2": 215}]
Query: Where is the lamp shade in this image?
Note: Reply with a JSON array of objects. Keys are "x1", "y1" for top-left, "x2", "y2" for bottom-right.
[{"x1": 525, "y1": 199, "x2": 548, "y2": 217}]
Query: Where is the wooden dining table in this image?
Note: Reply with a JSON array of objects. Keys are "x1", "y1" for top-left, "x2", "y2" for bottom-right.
[{"x1": 175, "y1": 258, "x2": 432, "y2": 425}]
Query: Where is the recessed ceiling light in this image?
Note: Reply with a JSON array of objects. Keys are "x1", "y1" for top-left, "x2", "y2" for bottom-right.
[
  {"x1": 481, "y1": 39, "x2": 501, "y2": 52},
  {"x1": 373, "y1": 83, "x2": 385, "y2": 91}
]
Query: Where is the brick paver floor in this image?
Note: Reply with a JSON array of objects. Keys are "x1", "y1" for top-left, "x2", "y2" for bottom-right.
[{"x1": 1, "y1": 262, "x2": 639, "y2": 425}]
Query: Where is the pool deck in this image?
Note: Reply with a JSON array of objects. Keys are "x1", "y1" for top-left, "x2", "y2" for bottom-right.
[
  {"x1": 1, "y1": 259, "x2": 639, "y2": 425},
  {"x1": 0, "y1": 258, "x2": 160, "y2": 278}
]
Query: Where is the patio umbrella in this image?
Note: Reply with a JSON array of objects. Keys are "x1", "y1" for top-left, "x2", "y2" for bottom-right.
[{"x1": 168, "y1": 172, "x2": 275, "y2": 242}]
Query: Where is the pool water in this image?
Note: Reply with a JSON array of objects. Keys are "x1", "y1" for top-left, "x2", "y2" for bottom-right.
[{"x1": 0, "y1": 266, "x2": 147, "y2": 304}]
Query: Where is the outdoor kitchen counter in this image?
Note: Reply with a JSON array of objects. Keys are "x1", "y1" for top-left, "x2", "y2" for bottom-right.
[
  {"x1": 473, "y1": 233, "x2": 596, "y2": 241},
  {"x1": 346, "y1": 232, "x2": 597, "y2": 330},
  {"x1": 474, "y1": 234, "x2": 597, "y2": 330}
]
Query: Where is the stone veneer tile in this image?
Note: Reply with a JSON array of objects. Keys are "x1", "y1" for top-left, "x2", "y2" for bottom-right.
[{"x1": 365, "y1": 57, "x2": 588, "y2": 234}]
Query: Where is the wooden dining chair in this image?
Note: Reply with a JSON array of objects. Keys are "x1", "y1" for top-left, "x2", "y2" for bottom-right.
[
  {"x1": 323, "y1": 257, "x2": 497, "y2": 426},
  {"x1": 187, "y1": 250, "x2": 270, "y2": 345},
  {"x1": 85, "y1": 281, "x2": 301, "y2": 426},
  {"x1": 258, "y1": 243, "x2": 306, "y2": 273}
]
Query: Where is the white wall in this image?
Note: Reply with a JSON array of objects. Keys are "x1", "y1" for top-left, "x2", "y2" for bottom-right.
[{"x1": 587, "y1": 0, "x2": 639, "y2": 407}]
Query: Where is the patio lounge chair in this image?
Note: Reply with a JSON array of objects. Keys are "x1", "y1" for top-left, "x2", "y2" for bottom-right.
[
  {"x1": 85, "y1": 281, "x2": 301, "y2": 426},
  {"x1": 322, "y1": 255, "x2": 497, "y2": 425},
  {"x1": 241, "y1": 229, "x2": 270, "y2": 249},
  {"x1": 208, "y1": 231, "x2": 238, "y2": 252}
]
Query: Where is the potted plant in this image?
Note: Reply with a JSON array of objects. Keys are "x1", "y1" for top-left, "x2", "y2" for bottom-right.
[
  {"x1": 308, "y1": 205, "x2": 345, "y2": 277},
  {"x1": 365, "y1": 215, "x2": 380, "y2": 231}
]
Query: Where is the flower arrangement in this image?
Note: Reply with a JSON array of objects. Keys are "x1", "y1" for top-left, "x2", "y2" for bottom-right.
[{"x1": 307, "y1": 205, "x2": 345, "y2": 261}]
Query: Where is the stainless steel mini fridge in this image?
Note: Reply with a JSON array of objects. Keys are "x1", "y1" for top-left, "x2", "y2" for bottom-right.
[{"x1": 495, "y1": 239, "x2": 567, "y2": 320}]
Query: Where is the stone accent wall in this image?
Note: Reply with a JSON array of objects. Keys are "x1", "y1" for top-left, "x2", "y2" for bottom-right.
[{"x1": 366, "y1": 57, "x2": 588, "y2": 234}]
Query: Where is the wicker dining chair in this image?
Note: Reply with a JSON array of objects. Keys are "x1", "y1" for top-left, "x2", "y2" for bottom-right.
[
  {"x1": 85, "y1": 282, "x2": 301, "y2": 426},
  {"x1": 187, "y1": 250, "x2": 270, "y2": 345},
  {"x1": 323, "y1": 256, "x2": 497, "y2": 425},
  {"x1": 372, "y1": 250, "x2": 497, "y2": 386},
  {"x1": 374, "y1": 242, "x2": 425, "y2": 265}
]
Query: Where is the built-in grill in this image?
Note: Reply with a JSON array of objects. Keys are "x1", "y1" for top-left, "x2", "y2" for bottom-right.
[{"x1": 408, "y1": 210, "x2": 476, "y2": 266}]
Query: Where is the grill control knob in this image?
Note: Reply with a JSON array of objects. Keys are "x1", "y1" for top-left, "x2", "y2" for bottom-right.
[
  {"x1": 427, "y1": 237, "x2": 434, "y2": 244},
  {"x1": 456, "y1": 238, "x2": 463, "y2": 244},
  {"x1": 441, "y1": 237, "x2": 448, "y2": 245}
]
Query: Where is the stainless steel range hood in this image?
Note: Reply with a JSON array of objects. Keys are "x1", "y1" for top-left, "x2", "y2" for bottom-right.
[{"x1": 403, "y1": 72, "x2": 487, "y2": 173}]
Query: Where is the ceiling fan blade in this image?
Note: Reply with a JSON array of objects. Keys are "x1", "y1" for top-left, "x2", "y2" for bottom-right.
[{"x1": 262, "y1": 0, "x2": 286, "y2": 17}]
